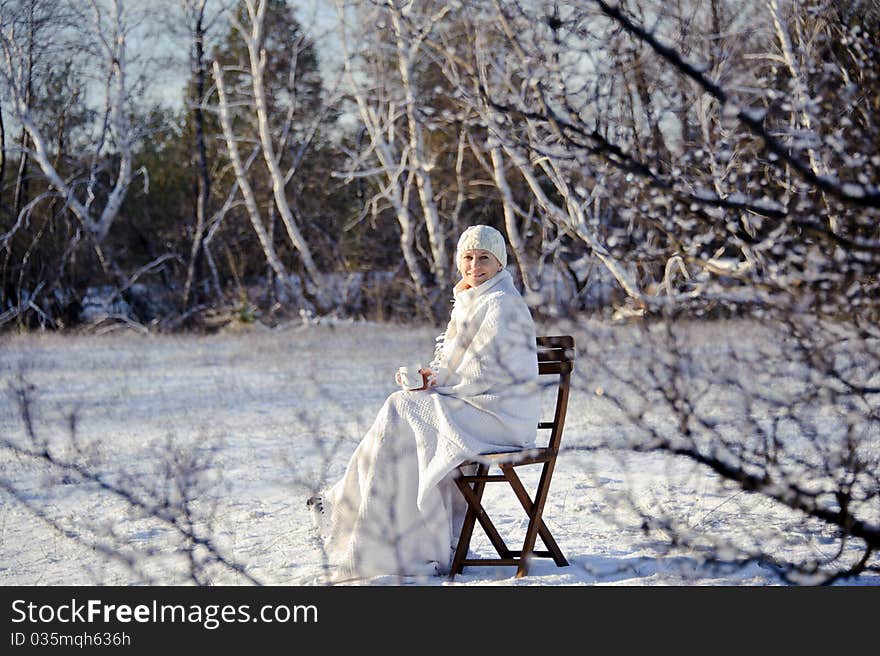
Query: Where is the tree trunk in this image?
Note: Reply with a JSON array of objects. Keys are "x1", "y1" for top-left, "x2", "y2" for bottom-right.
[
  {"x1": 182, "y1": 0, "x2": 211, "y2": 310},
  {"x1": 0, "y1": 102, "x2": 6, "y2": 203},
  {"x1": 12, "y1": 2, "x2": 34, "y2": 219},
  {"x1": 92, "y1": 0, "x2": 133, "y2": 244},
  {"x1": 242, "y1": 0, "x2": 321, "y2": 287},
  {"x1": 766, "y1": 0, "x2": 837, "y2": 232},
  {"x1": 388, "y1": 3, "x2": 448, "y2": 288},
  {"x1": 489, "y1": 145, "x2": 534, "y2": 292},
  {"x1": 332, "y1": 0, "x2": 430, "y2": 303},
  {"x1": 213, "y1": 60, "x2": 289, "y2": 285}
]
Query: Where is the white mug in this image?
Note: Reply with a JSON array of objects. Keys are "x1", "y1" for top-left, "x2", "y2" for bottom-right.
[{"x1": 396, "y1": 365, "x2": 423, "y2": 389}]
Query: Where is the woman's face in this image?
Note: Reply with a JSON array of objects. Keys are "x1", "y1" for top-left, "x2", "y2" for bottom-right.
[{"x1": 458, "y1": 249, "x2": 503, "y2": 287}]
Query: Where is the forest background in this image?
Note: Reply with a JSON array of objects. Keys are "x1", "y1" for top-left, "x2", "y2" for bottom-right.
[{"x1": 5, "y1": 0, "x2": 875, "y2": 330}]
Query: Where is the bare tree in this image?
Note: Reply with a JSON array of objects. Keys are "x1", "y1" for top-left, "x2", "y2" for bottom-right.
[
  {"x1": 228, "y1": 0, "x2": 320, "y2": 284},
  {"x1": 385, "y1": 0, "x2": 451, "y2": 288},
  {"x1": 456, "y1": 0, "x2": 880, "y2": 582},
  {"x1": 1, "y1": 0, "x2": 143, "y2": 248},
  {"x1": 181, "y1": 0, "x2": 219, "y2": 310},
  {"x1": 9, "y1": 0, "x2": 34, "y2": 220},
  {"x1": 416, "y1": 0, "x2": 645, "y2": 309},
  {"x1": 0, "y1": 0, "x2": 167, "y2": 330},
  {"x1": 0, "y1": 100, "x2": 6, "y2": 206},
  {"x1": 569, "y1": 307, "x2": 880, "y2": 584},
  {"x1": 213, "y1": 58, "x2": 291, "y2": 285},
  {"x1": 332, "y1": 0, "x2": 431, "y2": 308},
  {"x1": 333, "y1": 0, "x2": 484, "y2": 317},
  {"x1": 207, "y1": 0, "x2": 342, "y2": 314}
]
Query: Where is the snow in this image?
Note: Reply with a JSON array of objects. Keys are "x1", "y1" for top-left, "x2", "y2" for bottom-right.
[
  {"x1": 1, "y1": 320, "x2": 877, "y2": 586},
  {"x1": 842, "y1": 183, "x2": 865, "y2": 198}
]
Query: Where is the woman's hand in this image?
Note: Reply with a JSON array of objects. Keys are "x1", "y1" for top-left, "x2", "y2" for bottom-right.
[
  {"x1": 395, "y1": 368, "x2": 436, "y2": 391},
  {"x1": 419, "y1": 368, "x2": 437, "y2": 390}
]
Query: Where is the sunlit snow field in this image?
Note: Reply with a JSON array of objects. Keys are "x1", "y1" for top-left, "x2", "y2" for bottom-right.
[{"x1": 1, "y1": 319, "x2": 877, "y2": 586}]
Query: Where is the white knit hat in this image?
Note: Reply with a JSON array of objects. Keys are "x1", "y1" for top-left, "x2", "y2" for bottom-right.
[{"x1": 455, "y1": 225, "x2": 507, "y2": 269}]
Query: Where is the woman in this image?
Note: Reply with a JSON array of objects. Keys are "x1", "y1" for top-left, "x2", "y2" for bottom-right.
[{"x1": 310, "y1": 225, "x2": 541, "y2": 581}]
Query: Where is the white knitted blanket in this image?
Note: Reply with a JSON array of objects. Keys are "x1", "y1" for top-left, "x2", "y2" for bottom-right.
[
  {"x1": 420, "y1": 268, "x2": 541, "y2": 504},
  {"x1": 323, "y1": 269, "x2": 540, "y2": 579}
]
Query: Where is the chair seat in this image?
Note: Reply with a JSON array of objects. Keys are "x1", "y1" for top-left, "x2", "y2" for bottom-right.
[{"x1": 464, "y1": 447, "x2": 557, "y2": 467}]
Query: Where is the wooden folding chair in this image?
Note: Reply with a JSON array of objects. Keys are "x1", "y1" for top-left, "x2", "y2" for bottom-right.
[{"x1": 449, "y1": 335, "x2": 575, "y2": 579}]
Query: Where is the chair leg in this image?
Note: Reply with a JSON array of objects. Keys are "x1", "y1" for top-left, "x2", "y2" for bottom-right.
[
  {"x1": 450, "y1": 463, "x2": 488, "y2": 576},
  {"x1": 513, "y1": 470, "x2": 542, "y2": 578},
  {"x1": 455, "y1": 473, "x2": 511, "y2": 559},
  {"x1": 501, "y1": 464, "x2": 568, "y2": 576},
  {"x1": 451, "y1": 461, "x2": 568, "y2": 578},
  {"x1": 501, "y1": 465, "x2": 567, "y2": 566}
]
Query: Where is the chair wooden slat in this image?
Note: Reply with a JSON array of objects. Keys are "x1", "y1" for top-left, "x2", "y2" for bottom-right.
[
  {"x1": 538, "y1": 361, "x2": 573, "y2": 375},
  {"x1": 450, "y1": 334, "x2": 575, "y2": 579},
  {"x1": 536, "y1": 335, "x2": 574, "y2": 349},
  {"x1": 459, "y1": 559, "x2": 521, "y2": 567}
]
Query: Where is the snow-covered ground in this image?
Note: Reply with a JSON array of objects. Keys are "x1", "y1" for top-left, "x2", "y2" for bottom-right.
[{"x1": 1, "y1": 319, "x2": 877, "y2": 586}]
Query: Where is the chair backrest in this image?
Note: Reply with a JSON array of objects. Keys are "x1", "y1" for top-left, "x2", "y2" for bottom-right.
[{"x1": 536, "y1": 335, "x2": 575, "y2": 453}]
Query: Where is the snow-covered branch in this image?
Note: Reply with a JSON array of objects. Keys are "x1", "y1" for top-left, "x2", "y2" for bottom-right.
[{"x1": 592, "y1": 0, "x2": 880, "y2": 209}]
